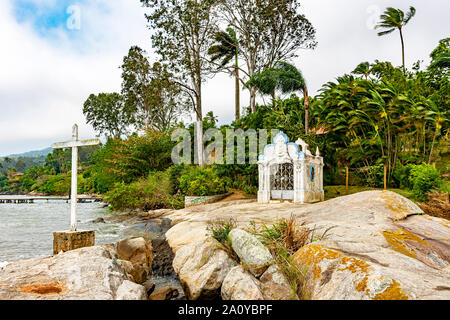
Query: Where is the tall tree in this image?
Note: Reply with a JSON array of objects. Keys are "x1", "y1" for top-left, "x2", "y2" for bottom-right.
[
  {"x1": 208, "y1": 27, "x2": 241, "y2": 120},
  {"x1": 218, "y1": 0, "x2": 316, "y2": 112},
  {"x1": 121, "y1": 46, "x2": 190, "y2": 132},
  {"x1": 375, "y1": 6, "x2": 416, "y2": 69},
  {"x1": 83, "y1": 92, "x2": 134, "y2": 139},
  {"x1": 142, "y1": 0, "x2": 218, "y2": 165}
]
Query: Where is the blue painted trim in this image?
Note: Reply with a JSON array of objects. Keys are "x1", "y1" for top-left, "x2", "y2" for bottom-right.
[{"x1": 310, "y1": 165, "x2": 315, "y2": 182}]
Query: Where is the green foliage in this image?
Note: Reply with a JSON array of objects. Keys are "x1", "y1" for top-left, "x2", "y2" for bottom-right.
[
  {"x1": 408, "y1": 164, "x2": 442, "y2": 201},
  {"x1": 83, "y1": 92, "x2": 135, "y2": 139},
  {"x1": 178, "y1": 166, "x2": 228, "y2": 196},
  {"x1": 88, "y1": 130, "x2": 175, "y2": 193},
  {"x1": 105, "y1": 171, "x2": 183, "y2": 211},
  {"x1": 206, "y1": 218, "x2": 237, "y2": 248}
]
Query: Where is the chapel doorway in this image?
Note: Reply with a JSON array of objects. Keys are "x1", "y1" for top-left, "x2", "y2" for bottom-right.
[{"x1": 270, "y1": 163, "x2": 294, "y2": 200}]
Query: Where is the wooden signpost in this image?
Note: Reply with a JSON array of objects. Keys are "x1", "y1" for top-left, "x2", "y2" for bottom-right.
[{"x1": 51, "y1": 124, "x2": 100, "y2": 254}]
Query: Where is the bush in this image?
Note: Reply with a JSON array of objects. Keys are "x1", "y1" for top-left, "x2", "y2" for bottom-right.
[
  {"x1": 105, "y1": 171, "x2": 183, "y2": 211},
  {"x1": 88, "y1": 130, "x2": 175, "y2": 193},
  {"x1": 408, "y1": 164, "x2": 442, "y2": 201},
  {"x1": 178, "y1": 166, "x2": 228, "y2": 196}
]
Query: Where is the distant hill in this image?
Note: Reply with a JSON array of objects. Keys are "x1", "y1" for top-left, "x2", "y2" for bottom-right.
[{"x1": 4, "y1": 147, "x2": 53, "y2": 159}]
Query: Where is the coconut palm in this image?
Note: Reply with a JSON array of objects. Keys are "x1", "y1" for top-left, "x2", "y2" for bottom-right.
[
  {"x1": 375, "y1": 6, "x2": 416, "y2": 68},
  {"x1": 208, "y1": 27, "x2": 241, "y2": 120},
  {"x1": 246, "y1": 61, "x2": 312, "y2": 133},
  {"x1": 352, "y1": 62, "x2": 371, "y2": 80},
  {"x1": 430, "y1": 52, "x2": 450, "y2": 69}
]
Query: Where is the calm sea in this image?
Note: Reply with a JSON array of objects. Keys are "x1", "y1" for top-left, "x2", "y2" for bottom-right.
[{"x1": 0, "y1": 195, "x2": 126, "y2": 266}]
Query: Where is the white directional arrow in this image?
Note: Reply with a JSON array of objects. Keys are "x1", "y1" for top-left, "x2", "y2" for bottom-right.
[{"x1": 51, "y1": 124, "x2": 100, "y2": 231}]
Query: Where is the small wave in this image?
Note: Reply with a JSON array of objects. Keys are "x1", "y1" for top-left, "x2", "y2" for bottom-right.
[{"x1": 0, "y1": 261, "x2": 9, "y2": 268}]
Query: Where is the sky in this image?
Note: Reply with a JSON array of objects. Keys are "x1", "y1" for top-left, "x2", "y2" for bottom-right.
[{"x1": 0, "y1": 0, "x2": 449, "y2": 157}]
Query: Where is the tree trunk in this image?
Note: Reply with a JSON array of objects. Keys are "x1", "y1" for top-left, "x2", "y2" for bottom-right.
[
  {"x1": 235, "y1": 63, "x2": 240, "y2": 120},
  {"x1": 195, "y1": 88, "x2": 204, "y2": 167},
  {"x1": 303, "y1": 85, "x2": 310, "y2": 134},
  {"x1": 399, "y1": 27, "x2": 405, "y2": 69},
  {"x1": 249, "y1": 88, "x2": 256, "y2": 113}
]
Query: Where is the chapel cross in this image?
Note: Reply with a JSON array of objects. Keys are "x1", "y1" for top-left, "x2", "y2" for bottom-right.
[{"x1": 51, "y1": 124, "x2": 100, "y2": 231}]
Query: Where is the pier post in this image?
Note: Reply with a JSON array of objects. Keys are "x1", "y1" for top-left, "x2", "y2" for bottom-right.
[{"x1": 53, "y1": 231, "x2": 95, "y2": 255}]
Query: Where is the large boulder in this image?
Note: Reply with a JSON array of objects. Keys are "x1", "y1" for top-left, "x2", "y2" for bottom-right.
[
  {"x1": 228, "y1": 228, "x2": 274, "y2": 277},
  {"x1": 172, "y1": 238, "x2": 237, "y2": 300},
  {"x1": 160, "y1": 191, "x2": 450, "y2": 300},
  {"x1": 116, "y1": 280, "x2": 147, "y2": 300},
  {"x1": 259, "y1": 265, "x2": 294, "y2": 300},
  {"x1": 0, "y1": 246, "x2": 147, "y2": 300},
  {"x1": 221, "y1": 266, "x2": 264, "y2": 300},
  {"x1": 116, "y1": 237, "x2": 153, "y2": 283},
  {"x1": 117, "y1": 237, "x2": 153, "y2": 267}
]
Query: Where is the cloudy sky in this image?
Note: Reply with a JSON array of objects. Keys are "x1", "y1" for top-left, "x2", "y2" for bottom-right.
[{"x1": 0, "y1": 0, "x2": 449, "y2": 157}]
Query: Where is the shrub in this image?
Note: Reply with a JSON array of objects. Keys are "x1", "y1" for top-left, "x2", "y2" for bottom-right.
[
  {"x1": 247, "y1": 216, "x2": 312, "y2": 300},
  {"x1": 105, "y1": 171, "x2": 184, "y2": 211},
  {"x1": 178, "y1": 166, "x2": 227, "y2": 196},
  {"x1": 408, "y1": 164, "x2": 443, "y2": 201},
  {"x1": 206, "y1": 218, "x2": 238, "y2": 261}
]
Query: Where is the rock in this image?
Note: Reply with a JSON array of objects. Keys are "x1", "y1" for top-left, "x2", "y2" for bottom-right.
[
  {"x1": 152, "y1": 238, "x2": 176, "y2": 277},
  {"x1": 166, "y1": 221, "x2": 209, "y2": 253},
  {"x1": 292, "y1": 244, "x2": 414, "y2": 300},
  {"x1": 116, "y1": 259, "x2": 148, "y2": 284},
  {"x1": 0, "y1": 245, "x2": 146, "y2": 300},
  {"x1": 161, "y1": 191, "x2": 450, "y2": 300},
  {"x1": 117, "y1": 237, "x2": 153, "y2": 267},
  {"x1": 116, "y1": 237, "x2": 153, "y2": 283},
  {"x1": 259, "y1": 265, "x2": 294, "y2": 300},
  {"x1": 228, "y1": 228, "x2": 274, "y2": 277},
  {"x1": 149, "y1": 286, "x2": 179, "y2": 300},
  {"x1": 172, "y1": 238, "x2": 237, "y2": 300},
  {"x1": 142, "y1": 280, "x2": 155, "y2": 295},
  {"x1": 116, "y1": 280, "x2": 147, "y2": 300},
  {"x1": 91, "y1": 217, "x2": 105, "y2": 223},
  {"x1": 221, "y1": 266, "x2": 264, "y2": 300}
]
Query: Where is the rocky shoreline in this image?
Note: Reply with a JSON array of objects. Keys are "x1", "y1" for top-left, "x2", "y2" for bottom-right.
[{"x1": 1, "y1": 190, "x2": 449, "y2": 300}]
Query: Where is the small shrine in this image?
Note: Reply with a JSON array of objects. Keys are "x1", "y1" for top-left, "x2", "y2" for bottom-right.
[{"x1": 257, "y1": 132, "x2": 324, "y2": 204}]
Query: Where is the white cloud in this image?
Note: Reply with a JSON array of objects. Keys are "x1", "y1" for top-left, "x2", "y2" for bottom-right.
[{"x1": 0, "y1": 0, "x2": 449, "y2": 156}]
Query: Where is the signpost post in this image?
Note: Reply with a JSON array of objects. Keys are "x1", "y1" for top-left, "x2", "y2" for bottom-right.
[{"x1": 51, "y1": 124, "x2": 100, "y2": 254}]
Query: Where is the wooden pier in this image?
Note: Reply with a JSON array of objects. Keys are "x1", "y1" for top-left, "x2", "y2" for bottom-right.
[{"x1": 0, "y1": 196, "x2": 102, "y2": 204}]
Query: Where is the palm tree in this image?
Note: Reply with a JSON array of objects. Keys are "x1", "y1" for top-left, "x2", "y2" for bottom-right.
[
  {"x1": 430, "y1": 52, "x2": 450, "y2": 69},
  {"x1": 246, "y1": 61, "x2": 311, "y2": 133},
  {"x1": 208, "y1": 28, "x2": 240, "y2": 120},
  {"x1": 375, "y1": 6, "x2": 416, "y2": 69},
  {"x1": 352, "y1": 62, "x2": 371, "y2": 80}
]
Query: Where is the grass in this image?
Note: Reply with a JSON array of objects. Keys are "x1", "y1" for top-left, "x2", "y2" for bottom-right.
[
  {"x1": 247, "y1": 215, "x2": 315, "y2": 300},
  {"x1": 324, "y1": 185, "x2": 415, "y2": 201},
  {"x1": 206, "y1": 218, "x2": 239, "y2": 261}
]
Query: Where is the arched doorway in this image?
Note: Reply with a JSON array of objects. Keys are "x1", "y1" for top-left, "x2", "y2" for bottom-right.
[{"x1": 270, "y1": 163, "x2": 294, "y2": 200}]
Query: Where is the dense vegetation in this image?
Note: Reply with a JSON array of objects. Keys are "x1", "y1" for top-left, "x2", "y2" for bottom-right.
[{"x1": 1, "y1": 3, "x2": 448, "y2": 215}]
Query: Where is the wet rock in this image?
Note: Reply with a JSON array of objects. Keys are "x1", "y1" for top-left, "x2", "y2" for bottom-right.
[
  {"x1": 91, "y1": 217, "x2": 105, "y2": 223},
  {"x1": 221, "y1": 266, "x2": 264, "y2": 300},
  {"x1": 172, "y1": 238, "x2": 237, "y2": 300},
  {"x1": 152, "y1": 238, "x2": 175, "y2": 277},
  {"x1": 228, "y1": 228, "x2": 274, "y2": 277},
  {"x1": 149, "y1": 286, "x2": 179, "y2": 300},
  {"x1": 142, "y1": 280, "x2": 155, "y2": 295}
]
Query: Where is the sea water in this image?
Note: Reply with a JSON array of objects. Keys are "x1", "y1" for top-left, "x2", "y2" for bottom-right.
[{"x1": 0, "y1": 195, "x2": 126, "y2": 265}]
